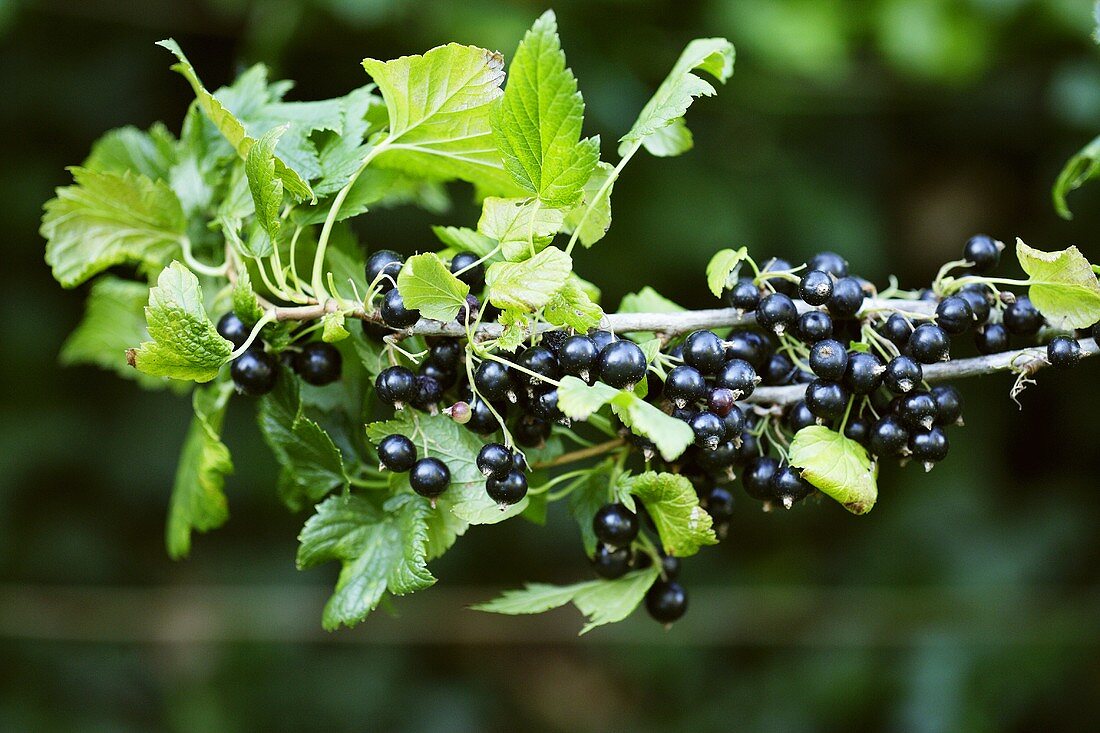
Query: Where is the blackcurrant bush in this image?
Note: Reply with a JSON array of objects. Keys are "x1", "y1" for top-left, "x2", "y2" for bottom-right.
[
  {"x1": 593, "y1": 503, "x2": 639, "y2": 548},
  {"x1": 883, "y1": 355, "x2": 922, "y2": 394},
  {"x1": 880, "y1": 313, "x2": 913, "y2": 348},
  {"x1": 910, "y1": 427, "x2": 949, "y2": 469},
  {"x1": 486, "y1": 469, "x2": 528, "y2": 506},
  {"x1": 907, "y1": 323, "x2": 950, "y2": 364},
  {"x1": 378, "y1": 434, "x2": 416, "y2": 472},
  {"x1": 828, "y1": 277, "x2": 864, "y2": 317},
  {"x1": 665, "y1": 365, "x2": 706, "y2": 407},
  {"x1": 743, "y1": 455, "x2": 780, "y2": 500},
  {"x1": 682, "y1": 330, "x2": 726, "y2": 374},
  {"x1": 869, "y1": 415, "x2": 909, "y2": 458},
  {"x1": 409, "y1": 457, "x2": 450, "y2": 497},
  {"x1": 797, "y1": 310, "x2": 833, "y2": 343},
  {"x1": 844, "y1": 352, "x2": 885, "y2": 394},
  {"x1": 930, "y1": 384, "x2": 962, "y2": 425},
  {"x1": 1047, "y1": 336, "x2": 1082, "y2": 369},
  {"x1": 380, "y1": 288, "x2": 420, "y2": 329},
  {"x1": 514, "y1": 414, "x2": 550, "y2": 447},
  {"x1": 707, "y1": 387, "x2": 736, "y2": 417},
  {"x1": 799, "y1": 269, "x2": 833, "y2": 306},
  {"x1": 689, "y1": 411, "x2": 726, "y2": 451},
  {"x1": 809, "y1": 339, "x2": 848, "y2": 381},
  {"x1": 807, "y1": 251, "x2": 849, "y2": 278},
  {"x1": 449, "y1": 251, "x2": 485, "y2": 289},
  {"x1": 230, "y1": 348, "x2": 278, "y2": 396},
  {"x1": 591, "y1": 543, "x2": 631, "y2": 579},
  {"x1": 757, "y1": 293, "x2": 798, "y2": 334},
  {"x1": 935, "y1": 296, "x2": 974, "y2": 335},
  {"x1": 375, "y1": 365, "x2": 416, "y2": 406},
  {"x1": 963, "y1": 234, "x2": 1002, "y2": 273},
  {"x1": 805, "y1": 379, "x2": 849, "y2": 420},
  {"x1": 365, "y1": 249, "x2": 403, "y2": 291},
  {"x1": 645, "y1": 580, "x2": 688, "y2": 625},
  {"x1": 598, "y1": 340, "x2": 647, "y2": 388},
  {"x1": 293, "y1": 342, "x2": 342, "y2": 386},
  {"x1": 475, "y1": 360, "x2": 512, "y2": 402},
  {"x1": 974, "y1": 323, "x2": 1009, "y2": 355},
  {"x1": 558, "y1": 335, "x2": 598, "y2": 382},
  {"x1": 725, "y1": 278, "x2": 760, "y2": 311},
  {"x1": 897, "y1": 391, "x2": 937, "y2": 431},
  {"x1": 716, "y1": 358, "x2": 759, "y2": 398},
  {"x1": 477, "y1": 443, "x2": 513, "y2": 480},
  {"x1": 216, "y1": 312, "x2": 250, "y2": 349},
  {"x1": 1003, "y1": 297, "x2": 1043, "y2": 336},
  {"x1": 763, "y1": 353, "x2": 797, "y2": 386},
  {"x1": 771, "y1": 465, "x2": 813, "y2": 508}
]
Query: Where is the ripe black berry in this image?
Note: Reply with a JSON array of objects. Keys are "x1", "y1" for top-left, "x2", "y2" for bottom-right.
[
  {"x1": 216, "y1": 312, "x2": 250, "y2": 349},
  {"x1": 411, "y1": 375, "x2": 444, "y2": 411},
  {"x1": 716, "y1": 358, "x2": 759, "y2": 398},
  {"x1": 702, "y1": 485, "x2": 736, "y2": 521},
  {"x1": 689, "y1": 411, "x2": 725, "y2": 451},
  {"x1": 475, "y1": 360, "x2": 512, "y2": 402},
  {"x1": 799, "y1": 269, "x2": 833, "y2": 306},
  {"x1": 1003, "y1": 297, "x2": 1043, "y2": 336},
  {"x1": 449, "y1": 251, "x2": 485, "y2": 289},
  {"x1": 486, "y1": 469, "x2": 528, "y2": 506},
  {"x1": 558, "y1": 335, "x2": 598, "y2": 382},
  {"x1": 409, "y1": 457, "x2": 450, "y2": 497},
  {"x1": 963, "y1": 234, "x2": 1001, "y2": 273},
  {"x1": 378, "y1": 434, "x2": 416, "y2": 472},
  {"x1": 809, "y1": 339, "x2": 848, "y2": 381},
  {"x1": 827, "y1": 277, "x2": 864, "y2": 317},
  {"x1": 743, "y1": 455, "x2": 780, "y2": 500},
  {"x1": 375, "y1": 366, "x2": 415, "y2": 406},
  {"x1": 897, "y1": 391, "x2": 937, "y2": 431},
  {"x1": 910, "y1": 427, "x2": 949, "y2": 468},
  {"x1": 1047, "y1": 336, "x2": 1082, "y2": 369},
  {"x1": 591, "y1": 543, "x2": 631, "y2": 579},
  {"x1": 844, "y1": 352, "x2": 885, "y2": 394},
  {"x1": 797, "y1": 310, "x2": 833, "y2": 343},
  {"x1": 844, "y1": 414, "x2": 871, "y2": 444},
  {"x1": 380, "y1": 288, "x2": 420, "y2": 329},
  {"x1": 935, "y1": 296, "x2": 974, "y2": 335},
  {"x1": 427, "y1": 339, "x2": 463, "y2": 369},
  {"x1": 530, "y1": 388, "x2": 563, "y2": 422},
  {"x1": 665, "y1": 365, "x2": 706, "y2": 407},
  {"x1": 958, "y1": 285, "x2": 993, "y2": 325},
  {"x1": 293, "y1": 342, "x2": 342, "y2": 386},
  {"x1": 724, "y1": 331, "x2": 772, "y2": 369},
  {"x1": 805, "y1": 379, "x2": 849, "y2": 420},
  {"x1": 881, "y1": 313, "x2": 913, "y2": 348},
  {"x1": 761, "y1": 257, "x2": 798, "y2": 296},
  {"x1": 725, "y1": 278, "x2": 760, "y2": 311},
  {"x1": 659, "y1": 554, "x2": 682, "y2": 580},
  {"x1": 593, "y1": 503, "x2": 639, "y2": 548},
  {"x1": 682, "y1": 330, "x2": 726, "y2": 374},
  {"x1": 807, "y1": 251, "x2": 849, "y2": 278},
  {"x1": 598, "y1": 340, "x2": 647, "y2": 388},
  {"x1": 514, "y1": 414, "x2": 550, "y2": 447},
  {"x1": 787, "y1": 400, "x2": 818, "y2": 432},
  {"x1": 708, "y1": 387, "x2": 736, "y2": 417},
  {"x1": 515, "y1": 346, "x2": 560, "y2": 386},
  {"x1": 365, "y1": 249, "x2": 403, "y2": 291},
  {"x1": 589, "y1": 330, "x2": 615, "y2": 354},
  {"x1": 974, "y1": 323, "x2": 1009, "y2": 354},
  {"x1": 476, "y1": 443, "x2": 513, "y2": 480},
  {"x1": 930, "y1": 384, "x2": 962, "y2": 425},
  {"x1": 757, "y1": 293, "x2": 798, "y2": 334},
  {"x1": 645, "y1": 580, "x2": 688, "y2": 625},
  {"x1": 907, "y1": 323, "x2": 950, "y2": 364},
  {"x1": 883, "y1": 355, "x2": 922, "y2": 394},
  {"x1": 419, "y1": 360, "x2": 457, "y2": 390},
  {"x1": 721, "y1": 404, "x2": 745, "y2": 440},
  {"x1": 465, "y1": 396, "x2": 502, "y2": 434},
  {"x1": 869, "y1": 416, "x2": 909, "y2": 458},
  {"x1": 771, "y1": 465, "x2": 813, "y2": 508},
  {"x1": 230, "y1": 347, "x2": 278, "y2": 396},
  {"x1": 763, "y1": 353, "x2": 797, "y2": 386}
]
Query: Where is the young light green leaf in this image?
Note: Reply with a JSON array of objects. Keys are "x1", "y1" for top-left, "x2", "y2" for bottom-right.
[
  {"x1": 544, "y1": 280, "x2": 604, "y2": 332},
  {"x1": 166, "y1": 381, "x2": 234, "y2": 559},
  {"x1": 472, "y1": 566, "x2": 659, "y2": 635},
  {"x1": 617, "y1": 286, "x2": 685, "y2": 314},
  {"x1": 126, "y1": 262, "x2": 232, "y2": 382},
  {"x1": 321, "y1": 312, "x2": 350, "y2": 343},
  {"x1": 610, "y1": 391, "x2": 694, "y2": 462},
  {"x1": 84, "y1": 123, "x2": 177, "y2": 181},
  {"x1": 396, "y1": 252, "x2": 471, "y2": 323},
  {"x1": 557, "y1": 376, "x2": 620, "y2": 421},
  {"x1": 705, "y1": 247, "x2": 748, "y2": 298},
  {"x1": 245, "y1": 124, "x2": 289, "y2": 240},
  {"x1": 562, "y1": 161, "x2": 615, "y2": 248},
  {"x1": 623, "y1": 472, "x2": 717, "y2": 556},
  {"x1": 363, "y1": 43, "x2": 519, "y2": 193},
  {"x1": 297, "y1": 492, "x2": 435, "y2": 630},
  {"x1": 230, "y1": 269, "x2": 266, "y2": 325},
  {"x1": 493, "y1": 10, "x2": 600, "y2": 208},
  {"x1": 432, "y1": 225, "x2": 498, "y2": 258},
  {"x1": 1015, "y1": 239, "x2": 1100, "y2": 329},
  {"x1": 485, "y1": 246, "x2": 572, "y2": 311},
  {"x1": 619, "y1": 38, "x2": 734, "y2": 158},
  {"x1": 41, "y1": 167, "x2": 186, "y2": 288},
  {"x1": 477, "y1": 197, "x2": 565, "y2": 261},
  {"x1": 1052, "y1": 133, "x2": 1100, "y2": 219},
  {"x1": 495, "y1": 309, "x2": 531, "y2": 353},
  {"x1": 789, "y1": 426, "x2": 877, "y2": 515}
]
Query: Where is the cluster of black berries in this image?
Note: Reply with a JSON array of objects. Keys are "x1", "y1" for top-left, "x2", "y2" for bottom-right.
[
  {"x1": 377, "y1": 433, "x2": 451, "y2": 498},
  {"x1": 217, "y1": 312, "x2": 342, "y2": 396}
]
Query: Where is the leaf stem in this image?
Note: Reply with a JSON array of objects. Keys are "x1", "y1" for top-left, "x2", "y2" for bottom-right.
[
  {"x1": 564, "y1": 143, "x2": 638, "y2": 256},
  {"x1": 228, "y1": 311, "x2": 278, "y2": 359}
]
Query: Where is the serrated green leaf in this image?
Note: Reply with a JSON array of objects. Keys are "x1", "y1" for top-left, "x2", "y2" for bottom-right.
[
  {"x1": 297, "y1": 492, "x2": 435, "y2": 630},
  {"x1": 166, "y1": 380, "x2": 234, "y2": 559},
  {"x1": 1053, "y1": 133, "x2": 1100, "y2": 219},
  {"x1": 322, "y1": 312, "x2": 350, "y2": 342},
  {"x1": 557, "y1": 376, "x2": 620, "y2": 421},
  {"x1": 478, "y1": 197, "x2": 565, "y2": 261},
  {"x1": 230, "y1": 269, "x2": 266, "y2": 325},
  {"x1": 41, "y1": 167, "x2": 186, "y2": 289},
  {"x1": 1015, "y1": 239, "x2": 1100, "y2": 329},
  {"x1": 432, "y1": 225, "x2": 498, "y2": 258},
  {"x1": 789, "y1": 426, "x2": 877, "y2": 515},
  {"x1": 619, "y1": 38, "x2": 734, "y2": 158},
  {"x1": 569, "y1": 472, "x2": 611, "y2": 555},
  {"x1": 472, "y1": 566, "x2": 659, "y2": 635},
  {"x1": 623, "y1": 472, "x2": 717, "y2": 556},
  {"x1": 245, "y1": 124, "x2": 289, "y2": 240},
  {"x1": 705, "y1": 247, "x2": 748, "y2": 298},
  {"x1": 84, "y1": 123, "x2": 177, "y2": 180},
  {"x1": 485, "y1": 246, "x2": 572, "y2": 311},
  {"x1": 493, "y1": 10, "x2": 600, "y2": 208},
  {"x1": 495, "y1": 308, "x2": 530, "y2": 352},
  {"x1": 127, "y1": 262, "x2": 232, "y2": 383},
  {"x1": 562, "y1": 161, "x2": 615, "y2": 248},
  {"x1": 617, "y1": 286, "x2": 685, "y2": 314},
  {"x1": 544, "y1": 281, "x2": 604, "y2": 332},
  {"x1": 363, "y1": 43, "x2": 519, "y2": 194},
  {"x1": 610, "y1": 391, "x2": 693, "y2": 462},
  {"x1": 396, "y1": 252, "x2": 471, "y2": 322}
]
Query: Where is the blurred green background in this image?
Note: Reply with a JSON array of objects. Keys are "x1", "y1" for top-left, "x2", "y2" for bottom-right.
[{"x1": 4, "y1": 0, "x2": 1100, "y2": 730}]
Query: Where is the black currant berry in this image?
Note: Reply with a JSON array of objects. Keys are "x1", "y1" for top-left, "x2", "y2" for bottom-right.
[
  {"x1": 844, "y1": 414, "x2": 871, "y2": 444},
  {"x1": 809, "y1": 339, "x2": 848, "y2": 381},
  {"x1": 475, "y1": 360, "x2": 512, "y2": 402},
  {"x1": 805, "y1": 379, "x2": 849, "y2": 420},
  {"x1": 1047, "y1": 336, "x2": 1082, "y2": 369},
  {"x1": 757, "y1": 293, "x2": 799, "y2": 334},
  {"x1": 743, "y1": 455, "x2": 780, "y2": 500},
  {"x1": 708, "y1": 387, "x2": 736, "y2": 417},
  {"x1": 486, "y1": 469, "x2": 528, "y2": 506},
  {"x1": 725, "y1": 278, "x2": 760, "y2": 311},
  {"x1": 682, "y1": 330, "x2": 726, "y2": 374},
  {"x1": 974, "y1": 323, "x2": 1009, "y2": 355},
  {"x1": 724, "y1": 331, "x2": 772, "y2": 369},
  {"x1": 935, "y1": 296, "x2": 974, "y2": 335},
  {"x1": 409, "y1": 457, "x2": 450, "y2": 497},
  {"x1": 515, "y1": 346, "x2": 560, "y2": 386},
  {"x1": 910, "y1": 427, "x2": 949, "y2": 469},
  {"x1": 807, "y1": 251, "x2": 849, "y2": 278},
  {"x1": 375, "y1": 366, "x2": 417, "y2": 406},
  {"x1": 881, "y1": 313, "x2": 913, "y2": 348},
  {"x1": 380, "y1": 288, "x2": 420, "y2": 329},
  {"x1": 230, "y1": 348, "x2": 278, "y2": 396},
  {"x1": 907, "y1": 323, "x2": 950, "y2": 364},
  {"x1": 930, "y1": 384, "x2": 962, "y2": 425},
  {"x1": 771, "y1": 465, "x2": 813, "y2": 508},
  {"x1": 365, "y1": 249, "x2": 403, "y2": 291},
  {"x1": 293, "y1": 342, "x2": 342, "y2": 386},
  {"x1": 799, "y1": 269, "x2": 834, "y2": 306},
  {"x1": 787, "y1": 400, "x2": 818, "y2": 432},
  {"x1": 763, "y1": 353, "x2": 797, "y2": 386},
  {"x1": 897, "y1": 391, "x2": 937, "y2": 431},
  {"x1": 1003, "y1": 297, "x2": 1043, "y2": 336},
  {"x1": 378, "y1": 434, "x2": 416, "y2": 472},
  {"x1": 797, "y1": 310, "x2": 833, "y2": 343},
  {"x1": 598, "y1": 340, "x2": 647, "y2": 388},
  {"x1": 514, "y1": 415, "x2": 550, "y2": 447},
  {"x1": 591, "y1": 543, "x2": 631, "y2": 579},
  {"x1": 558, "y1": 335, "x2": 598, "y2": 382},
  {"x1": 963, "y1": 234, "x2": 1002, "y2": 273},
  {"x1": 476, "y1": 445, "x2": 512, "y2": 483},
  {"x1": 449, "y1": 251, "x2": 485, "y2": 289},
  {"x1": 827, "y1": 277, "x2": 864, "y2": 317},
  {"x1": 844, "y1": 352, "x2": 885, "y2": 394},
  {"x1": 761, "y1": 257, "x2": 798, "y2": 296},
  {"x1": 530, "y1": 389, "x2": 563, "y2": 422},
  {"x1": 593, "y1": 503, "x2": 639, "y2": 548},
  {"x1": 411, "y1": 375, "x2": 444, "y2": 411},
  {"x1": 716, "y1": 358, "x2": 759, "y2": 398},
  {"x1": 217, "y1": 312, "x2": 250, "y2": 349},
  {"x1": 689, "y1": 411, "x2": 726, "y2": 451},
  {"x1": 883, "y1": 355, "x2": 922, "y2": 394},
  {"x1": 589, "y1": 330, "x2": 616, "y2": 354},
  {"x1": 721, "y1": 404, "x2": 746, "y2": 440},
  {"x1": 419, "y1": 360, "x2": 457, "y2": 390},
  {"x1": 665, "y1": 365, "x2": 706, "y2": 407},
  {"x1": 427, "y1": 339, "x2": 463, "y2": 369},
  {"x1": 702, "y1": 485, "x2": 736, "y2": 521},
  {"x1": 465, "y1": 396, "x2": 502, "y2": 434},
  {"x1": 869, "y1": 416, "x2": 909, "y2": 458},
  {"x1": 958, "y1": 285, "x2": 993, "y2": 325},
  {"x1": 645, "y1": 580, "x2": 688, "y2": 625}
]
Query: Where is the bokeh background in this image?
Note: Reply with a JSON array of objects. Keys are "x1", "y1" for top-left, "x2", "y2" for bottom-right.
[{"x1": 3, "y1": 0, "x2": 1100, "y2": 730}]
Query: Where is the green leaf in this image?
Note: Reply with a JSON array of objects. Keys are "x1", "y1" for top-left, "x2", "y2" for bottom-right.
[
  {"x1": 432, "y1": 225, "x2": 497, "y2": 258},
  {"x1": 297, "y1": 492, "x2": 435, "y2": 630},
  {"x1": 230, "y1": 269, "x2": 266, "y2": 325},
  {"x1": 84, "y1": 123, "x2": 177, "y2": 181},
  {"x1": 485, "y1": 246, "x2": 572, "y2": 311},
  {"x1": 789, "y1": 426, "x2": 877, "y2": 515},
  {"x1": 258, "y1": 372, "x2": 349, "y2": 510},
  {"x1": 557, "y1": 376, "x2": 620, "y2": 421},
  {"x1": 41, "y1": 167, "x2": 186, "y2": 288},
  {"x1": 363, "y1": 43, "x2": 518, "y2": 194},
  {"x1": 617, "y1": 286, "x2": 685, "y2": 314},
  {"x1": 245, "y1": 124, "x2": 290, "y2": 240},
  {"x1": 322, "y1": 312, "x2": 350, "y2": 343},
  {"x1": 478, "y1": 197, "x2": 566, "y2": 261},
  {"x1": 166, "y1": 381, "x2": 234, "y2": 559},
  {"x1": 705, "y1": 247, "x2": 748, "y2": 298},
  {"x1": 544, "y1": 281, "x2": 604, "y2": 332},
  {"x1": 396, "y1": 252, "x2": 471, "y2": 323},
  {"x1": 562, "y1": 161, "x2": 615, "y2": 248},
  {"x1": 495, "y1": 309, "x2": 530, "y2": 352},
  {"x1": 127, "y1": 262, "x2": 232, "y2": 383},
  {"x1": 493, "y1": 10, "x2": 600, "y2": 208},
  {"x1": 472, "y1": 566, "x2": 659, "y2": 635},
  {"x1": 1052, "y1": 133, "x2": 1100, "y2": 219},
  {"x1": 623, "y1": 472, "x2": 717, "y2": 556},
  {"x1": 569, "y1": 472, "x2": 611, "y2": 555},
  {"x1": 619, "y1": 38, "x2": 735, "y2": 157},
  {"x1": 1015, "y1": 239, "x2": 1100, "y2": 329},
  {"x1": 157, "y1": 39, "x2": 313, "y2": 202}
]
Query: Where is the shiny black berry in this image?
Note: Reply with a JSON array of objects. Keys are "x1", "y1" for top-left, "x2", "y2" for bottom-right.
[
  {"x1": 530, "y1": 389, "x2": 563, "y2": 422},
  {"x1": 1003, "y1": 297, "x2": 1043, "y2": 336},
  {"x1": 475, "y1": 360, "x2": 512, "y2": 402},
  {"x1": 743, "y1": 455, "x2": 780, "y2": 500},
  {"x1": 757, "y1": 293, "x2": 798, "y2": 334},
  {"x1": 591, "y1": 543, "x2": 631, "y2": 579},
  {"x1": 809, "y1": 339, "x2": 848, "y2": 381},
  {"x1": 897, "y1": 391, "x2": 937, "y2": 431},
  {"x1": 910, "y1": 427, "x2": 949, "y2": 468},
  {"x1": 787, "y1": 400, "x2": 818, "y2": 432},
  {"x1": 645, "y1": 580, "x2": 688, "y2": 625},
  {"x1": 682, "y1": 330, "x2": 726, "y2": 374},
  {"x1": 558, "y1": 335, "x2": 598, "y2": 382},
  {"x1": 761, "y1": 257, "x2": 798, "y2": 296},
  {"x1": 725, "y1": 278, "x2": 760, "y2": 311},
  {"x1": 844, "y1": 352, "x2": 885, "y2": 394},
  {"x1": 883, "y1": 355, "x2": 922, "y2": 394},
  {"x1": 598, "y1": 340, "x2": 647, "y2": 388},
  {"x1": 721, "y1": 404, "x2": 745, "y2": 440},
  {"x1": 935, "y1": 296, "x2": 974, "y2": 335},
  {"x1": 1047, "y1": 336, "x2": 1082, "y2": 369},
  {"x1": 958, "y1": 285, "x2": 993, "y2": 325},
  {"x1": 930, "y1": 384, "x2": 962, "y2": 425},
  {"x1": 449, "y1": 251, "x2": 485, "y2": 289},
  {"x1": 293, "y1": 342, "x2": 342, "y2": 386},
  {"x1": 963, "y1": 235, "x2": 1001, "y2": 273},
  {"x1": 881, "y1": 313, "x2": 913, "y2": 348},
  {"x1": 805, "y1": 379, "x2": 849, "y2": 420},
  {"x1": 869, "y1": 415, "x2": 909, "y2": 458},
  {"x1": 514, "y1": 414, "x2": 551, "y2": 447},
  {"x1": 515, "y1": 346, "x2": 560, "y2": 386},
  {"x1": 799, "y1": 269, "x2": 833, "y2": 306},
  {"x1": 375, "y1": 366, "x2": 416, "y2": 405},
  {"x1": 827, "y1": 277, "x2": 864, "y2": 317},
  {"x1": 724, "y1": 331, "x2": 772, "y2": 369},
  {"x1": 230, "y1": 348, "x2": 278, "y2": 396},
  {"x1": 843, "y1": 414, "x2": 871, "y2": 444},
  {"x1": 771, "y1": 465, "x2": 813, "y2": 508},
  {"x1": 465, "y1": 396, "x2": 502, "y2": 434},
  {"x1": 665, "y1": 365, "x2": 706, "y2": 407},
  {"x1": 974, "y1": 323, "x2": 1009, "y2": 354},
  {"x1": 427, "y1": 339, "x2": 463, "y2": 369},
  {"x1": 702, "y1": 485, "x2": 736, "y2": 521},
  {"x1": 486, "y1": 470, "x2": 528, "y2": 505},
  {"x1": 589, "y1": 330, "x2": 616, "y2": 354},
  {"x1": 763, "y1": 353, "x2": 797, "y2": 386},
  {"x1": 807, "y1": 251, "x2": 849, "y2": 278},
  {"x1": 409, "y1": 457, "x2": 450, "y2": 497},
  {"x1": 593, "y1": 503, "x2": 639, "y2": 548},
  {"x1": 477, "y1": 443, "x2": 513, "y2": 480},
  {"x1": 380, "y1": 288, "x2": 419, "y2": 328},
  {"x1": 797, "y1": 310, "x2": 833, "y2": 343},
  {"x1": 378, "y1": 434, "x2": 416, "y2": 472},
  {"x1": 217, "y1": 312, "x2": 250, "y2": 349},
  {"x1": 907, "y1": 323, "x2": 950, "y2": 364},
  {"x1": 716, "y1": 358, "x2": 758, "y2": 397},
  {"x1": 365, "y1": 249, "x2": 404, "y2": 291},
  {"x1": 689, "y1": 411, "x2": 725, "y2": 451}
]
